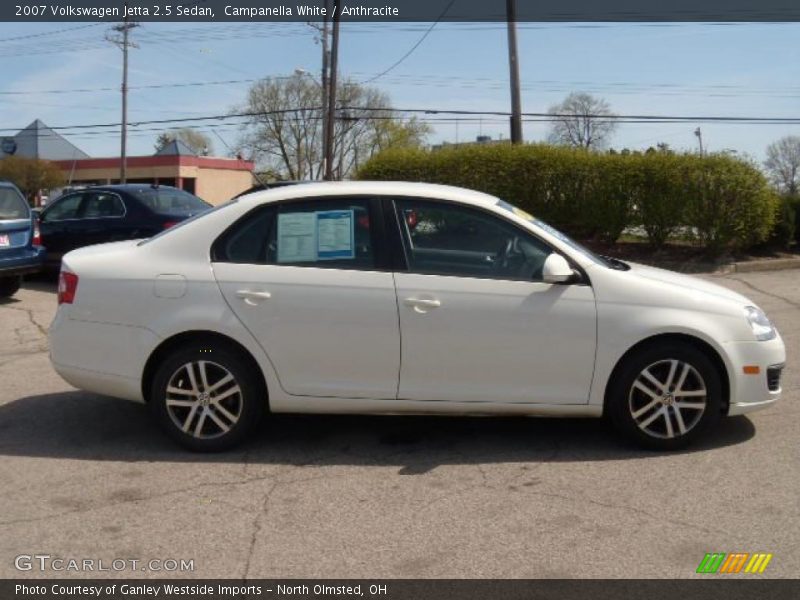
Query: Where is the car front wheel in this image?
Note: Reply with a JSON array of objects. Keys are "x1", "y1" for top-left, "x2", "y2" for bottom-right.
[
  {"x1": 607, "y1": 342, "x2": 723, "y2": 450},
  {"x1": 150, "y1": 342, "x2": 265, "y2": 451}
]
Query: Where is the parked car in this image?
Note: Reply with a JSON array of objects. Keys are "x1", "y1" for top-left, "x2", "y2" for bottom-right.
[
  {"x1": 0, "y1": 181, "x2": 45, "y2": 297},
  {"x1": 38, "y1": 184, "x2": 211, "y2": 270},
  {"x1": 49, "y1": 182, "x2": 785, "y2": 452}
]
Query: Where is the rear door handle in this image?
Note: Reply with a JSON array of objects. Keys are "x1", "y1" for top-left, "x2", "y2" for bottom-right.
[
  {"x1": 404, "y1": 297, "x2": 441, "y2": 313},
  {"x1": 236, "y1": 290, "x2": 272, "y2": 306}
]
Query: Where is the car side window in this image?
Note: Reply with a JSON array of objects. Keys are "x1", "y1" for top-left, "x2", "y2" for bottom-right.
[
  {"x1": 41, "y1": 194, "x2": 83, "y2": 222},
  {"x1": 213, "y1": 206, "x2": 277, "y2": 264},
  {"x1": 394, "y1": 198, "x2": 552, "y2": 281},
  {"x1": 81, "y1": 193, "x2": 125, "y2": 218},
  {"x1": 263, "y1": 198, "x2": 375, "y2": 270}
]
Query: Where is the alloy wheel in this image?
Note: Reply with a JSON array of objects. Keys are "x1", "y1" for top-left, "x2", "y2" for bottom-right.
[
  {"x1": 628, "y1": 359, "x2": 707, "y2": 440},
  {"x1": 164, "y1": 361, "x2": 243, "y2": 439}
]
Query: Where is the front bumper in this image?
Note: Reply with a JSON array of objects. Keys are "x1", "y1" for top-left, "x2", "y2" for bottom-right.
[{"x1": 724, "y1": 335, "x2": 786, "y2": 416}]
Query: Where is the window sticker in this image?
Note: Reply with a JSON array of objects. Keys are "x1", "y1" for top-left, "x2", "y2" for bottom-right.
[
  {"x1": 277, "y1": 212, "x2": 317, "y2": 263},
  {"x1": 316, "y1": 209, "x2": 355, "y2": 260}
]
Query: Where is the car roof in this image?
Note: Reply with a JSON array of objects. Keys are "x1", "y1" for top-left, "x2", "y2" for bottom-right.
[
  {"x1": 239, "y1": 181, "x2": 501, "y2": 210},
  {"x1": 87, "y1": 184, "x2": 183, "y2": 193}
]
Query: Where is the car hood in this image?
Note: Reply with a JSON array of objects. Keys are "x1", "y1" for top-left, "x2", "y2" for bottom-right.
[{"x1": 626, "y1": 261, "x2": 752, "y2": 306}]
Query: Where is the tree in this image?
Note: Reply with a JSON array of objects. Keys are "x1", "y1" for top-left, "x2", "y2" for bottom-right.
[
  {"x1": 154, "y1": 128, "x2": 213, "y2": 155},
  {"x1": 0, "y1": 156, "x2": 64, "y2": 204},
  {"x1": 547, "y1": 92, "x2": 618, "y2": 150},
  {"x1": 234, "y1": 73, "x2": 431, "y2": 180},
  {"x1": 764, "y1": 135, "x2": 800, "y2": 195}
]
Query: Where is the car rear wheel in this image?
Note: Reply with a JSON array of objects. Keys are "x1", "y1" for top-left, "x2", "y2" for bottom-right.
[
  {"x1": 0, "y1": 276, "x2": 21, "y2": 298},
  {"x1": 150, "y1": 342, "x2": 265, "y2": 451},
  {"x1": 607, "y1": 342, "x2": 723, "y2": 450}
]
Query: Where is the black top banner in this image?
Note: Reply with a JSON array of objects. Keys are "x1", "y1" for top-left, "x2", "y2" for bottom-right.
[{"x1": 3, "y1": 0, "x2": 800, "y2": 22}]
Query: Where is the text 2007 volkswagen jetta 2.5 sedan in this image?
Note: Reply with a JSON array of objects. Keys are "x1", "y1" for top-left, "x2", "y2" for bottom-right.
[{"x1": 49, "y1": 182, "x2": 786, "y2": 451}]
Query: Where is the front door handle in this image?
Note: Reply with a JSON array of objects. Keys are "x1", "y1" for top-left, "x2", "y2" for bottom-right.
[
  {"x1": 236, "y1": 290, "x2": 272, "y2": 306},
  {"x1": 404, "y1": 297, "x2": 441, "y2": 313}
]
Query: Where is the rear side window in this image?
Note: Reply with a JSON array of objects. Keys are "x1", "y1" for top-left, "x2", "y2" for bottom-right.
[
  {"x1": 213, "y1": 198, "x2": 376, "y2": 270},
  {"x1": 81, "y1": 193, "x2": 125, "y2": 218},
  {"x1": 133, "y1": 188, "x2": 210, "y2": 216},
  {"x1": 0, "y1": 187, "x2": 29, "y2": 220}
]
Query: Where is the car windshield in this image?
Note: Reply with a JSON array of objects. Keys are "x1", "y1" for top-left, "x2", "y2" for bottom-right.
[
  {"x1": 133, "y1": 188, "x2": 211, "y2": 216},
  {"x1": 0, "y1": 187, "x2": 29, "y2": 220},
  {"x1": 495, "y1": 199, "x2": 621, "y2": 269}
]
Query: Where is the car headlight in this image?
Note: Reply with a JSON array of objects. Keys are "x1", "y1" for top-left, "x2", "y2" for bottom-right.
[{"x1": 744, "y1": 306, "x2": 776, "y2": 341}]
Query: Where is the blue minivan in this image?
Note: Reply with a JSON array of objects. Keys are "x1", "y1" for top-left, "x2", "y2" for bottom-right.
[{"x1": 0, "y1": 181, "x2": 45, "y2": 297}]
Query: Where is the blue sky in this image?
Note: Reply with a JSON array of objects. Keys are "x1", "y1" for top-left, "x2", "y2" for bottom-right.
[{"x1": 0, "y1": 21, "x2": 798, "y2": 163}]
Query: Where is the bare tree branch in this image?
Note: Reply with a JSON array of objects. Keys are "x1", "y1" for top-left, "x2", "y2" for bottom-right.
[{"x1": 547, "y1": 92, "x2": 618, "y2": 150}]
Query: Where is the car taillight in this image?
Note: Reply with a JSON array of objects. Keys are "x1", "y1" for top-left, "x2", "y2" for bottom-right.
[
  {"x1": 58, "y1": 271, "x2": 79, "y2": 305},
  {"x1": 162, "y1": 221, "x2": 178, "y2": 229},
  {"x1": 32, "y1": 219, "x2": 42, "y2": 246}
]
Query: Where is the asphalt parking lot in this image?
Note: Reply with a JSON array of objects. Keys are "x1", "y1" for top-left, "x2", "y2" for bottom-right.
[{"x1": 0, "y1": 270, "x2": 797, "y2": 579}]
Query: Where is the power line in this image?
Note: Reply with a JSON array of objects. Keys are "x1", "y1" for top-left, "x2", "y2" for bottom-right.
[
  {"x1": 3, "y1": 106, "x2": 800, "y2": 136},
  {"x1": 358, "y1": 0, "x2": 456, "y2": 85},
  {"x1": 0, "y1": 23, "x2": 103, "y2": 44},
  {"x1": 5, "y1": 74, "x2": 800, "y2": 99}
]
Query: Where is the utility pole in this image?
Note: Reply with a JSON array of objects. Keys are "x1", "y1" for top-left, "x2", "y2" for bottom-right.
[
  {"x1": 320, "y1": 0, "x2": 332, "y2": 180},
  {"x1": 694, "y1": 127, "x2": 704, "y2": 155},
  {"x1": 324, "y1": 0, "x2": 340, "y2": 180},
  {"x1": 506, "y1": 0, "x2": 523, "y2": 144},
  {"x1": 107, "y1": 1, "x2": 138, "y2": 183}
]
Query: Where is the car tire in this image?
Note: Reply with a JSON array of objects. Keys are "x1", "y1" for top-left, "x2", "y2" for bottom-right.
[
  {"x1": 0, "y1": 276, "x2": 21, "y2": 298},
  {"x1": 149, "y1": 341, "x2": 265, "y2": 452},
  {"x1": 607, "y1": 342, "x2": 723, "y2": 450}
]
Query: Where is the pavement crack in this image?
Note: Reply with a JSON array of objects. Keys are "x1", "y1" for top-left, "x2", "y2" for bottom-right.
[
  {"x1": 242, "y1": 481, "x2": 280, "y2": 579},
  {"x1": 0, "y1": 472, "x2": 284, "y2": 528},
  {"x1": 3, "y1": 305, "x2": 50, "y2": 339}
]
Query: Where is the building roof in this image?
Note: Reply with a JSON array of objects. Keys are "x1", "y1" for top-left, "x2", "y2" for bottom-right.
[
  {"x1": 2, "y1": 119, "x2": 89, "y2": 160},
  {"x1": 154, "y1": 139, "x2": 198, "y2": 157}
]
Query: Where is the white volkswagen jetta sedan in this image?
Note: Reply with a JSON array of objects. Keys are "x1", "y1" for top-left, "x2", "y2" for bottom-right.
[{"x1": 49, "y1": 182, "x2": 785, "y2": 451}]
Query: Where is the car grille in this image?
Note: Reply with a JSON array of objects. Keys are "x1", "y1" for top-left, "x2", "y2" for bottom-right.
[{"x1": 766, "y1": 365, "x2": 783, "y2": 392}]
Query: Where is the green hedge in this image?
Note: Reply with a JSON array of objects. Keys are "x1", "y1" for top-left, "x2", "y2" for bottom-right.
[{"x1": 356, "y1": 145, "x2": 780, "y2": 252}]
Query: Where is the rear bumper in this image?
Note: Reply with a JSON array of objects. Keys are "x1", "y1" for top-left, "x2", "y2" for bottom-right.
[
  {"x1": 0, "y1": 247, "x2": 46, "y2": 277},
  {"x1": 49, "y1": 308, "x2": 159, "y2": 403},
  {"x1": 724, "y1": 335, "x2": 786, "y2": 416}
]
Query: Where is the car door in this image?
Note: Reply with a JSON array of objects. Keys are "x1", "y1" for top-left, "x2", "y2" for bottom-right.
[
  {"x1": 390, "y1": 197, "x2": 597, "y2": 405},
  {"x1": 212, "y1": 196, "x2": 401, "y2": 399},
  {"x1": 76, "y1": 191, "x2": 128, "y2": 246},
  {"x1": 38, "y1": 192, "x2": 85, "y2": 265}
]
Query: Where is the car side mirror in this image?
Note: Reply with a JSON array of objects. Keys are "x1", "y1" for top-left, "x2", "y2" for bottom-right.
[{"x1": 542, "y1": 253, "x2": 575, "y2": 284}]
